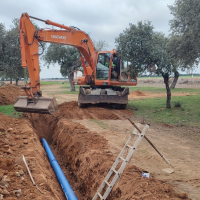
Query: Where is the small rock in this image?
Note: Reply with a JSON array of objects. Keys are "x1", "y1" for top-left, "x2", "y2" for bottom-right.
[
  {"x1": 23, "y1": 140, "x2": 28, "y2": 144},
  {"x1": 15, "y1": 135, "x2": 20, "y2": 139},
  {"x1": 0, "y1": 194, "x2": 3, "y2": 200},
  {"x1": 0, "y1": 128, "x2": 5, "y2": 132},
  {"x1": 0, "y1": 181, "x2": 9, "y2": 188},
  {"x1": 19, "y1": 144, "x2": 24, "y2": 148},
  {"x1": 9, "y1": 143, "x2": 16, "y2": 147},
  {"x1": 21, "y1": 177, "x2": 24, "y2": 181},
  {"x1": 15, "y1": 172, "x2": 20, "y2": 177},
  {"x1": 13, "y1": 189, "x2": 21, "y2": 195},
  {"x1": 1, "y1": 189, "x2": 9, "y2": 195},
  {"x1": 2, "y1": 176, "x2": 10, "y2": 182},
  {"x1": 6, "y1": 148, "x2": 13, "y2": 154},
  {"x1": 0, "y1": 174, "x2": 3, "y2": 181},
  {"x1": 7, "y1": 128, "x2": 13, "y2": 132},
  {"x1": 16, "y1": 193, "x2": 20, "y2": 197},
  {"x1": 19, "y1": 170, "x2": 24, "y2": 176},
  {"x1": 22, "y1": 135, "x2": 28, "y2": 139}
]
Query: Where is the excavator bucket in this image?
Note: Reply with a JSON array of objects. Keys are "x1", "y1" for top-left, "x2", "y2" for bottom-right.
[{"x1": 14, "y1": 96, "x2": 58, "y2": 114}]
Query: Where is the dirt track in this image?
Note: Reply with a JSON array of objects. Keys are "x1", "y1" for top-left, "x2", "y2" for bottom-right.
[{"x1": 0, "y1": 84, "x2": 200, "y2": 199}]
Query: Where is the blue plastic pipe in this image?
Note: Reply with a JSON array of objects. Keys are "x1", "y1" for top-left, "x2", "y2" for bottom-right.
[{"x1": 41, "y1": 138, "x2": 78, "y2": 200}]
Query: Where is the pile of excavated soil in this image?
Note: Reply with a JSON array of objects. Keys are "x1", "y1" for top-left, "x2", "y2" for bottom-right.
[
  {"x1": 57, "y1": 101, "x2": 134, "y2": 120},
  {"x1": 25, "y1": 106, "x2": 191, "y2": 200},
  {"x1": 0, "y1": 84, "x2": 25, "y2": 105},
  {"x1": 130, "y1": 90, "x2": 150, "y2": 97}
]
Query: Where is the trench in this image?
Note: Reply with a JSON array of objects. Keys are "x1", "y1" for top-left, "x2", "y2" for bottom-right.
[{"x1": 25, "y1": 101, "x2": 190, "y2": 200}]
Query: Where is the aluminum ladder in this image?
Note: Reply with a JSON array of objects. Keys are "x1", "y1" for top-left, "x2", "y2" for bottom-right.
[{"x1": 92, "y1": 123, "x2": 150, "y2": 200}]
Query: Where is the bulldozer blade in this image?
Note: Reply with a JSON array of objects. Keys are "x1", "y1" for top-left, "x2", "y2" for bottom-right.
[{"x1": 14, "y1": 96, "x2": 58, "y2": 114}]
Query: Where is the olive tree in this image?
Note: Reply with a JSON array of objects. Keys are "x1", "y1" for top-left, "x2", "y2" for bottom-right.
[
  {"x1": 115, "y1": 21, "x2": 174, "y2": 108},
  {"x1": 168, "y1": 0, "x2": 200, "y2": 71}
]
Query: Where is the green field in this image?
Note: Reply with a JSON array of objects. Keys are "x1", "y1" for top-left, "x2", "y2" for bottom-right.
[
  {"x1": 40, "y1": 81, "x2": 63, "y2": 85},
  {"x1": 138, "y1": 75, "x2": 200, "y2": 79},
  {"x1": 129, "y1": 86, "x2": 200, "y2": 94},
  {"x1": 128, "y1": 94, "x2": 200, "y2": 128}
]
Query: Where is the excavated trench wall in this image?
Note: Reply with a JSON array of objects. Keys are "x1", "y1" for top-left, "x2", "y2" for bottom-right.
[{"x1": 25, "y1": 102, "x2": 190, "y2": 200}]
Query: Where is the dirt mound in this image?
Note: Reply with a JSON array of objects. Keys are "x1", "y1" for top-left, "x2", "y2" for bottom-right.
[
  {"x1": 0, "y1": 84, "x2": 25, "y2": 105},
  {"x1": 129, "y1": 90, "x2": 149, "y2": 97},
  {"x1": 57, "y1": 101, "x2": 133, "y2": 120}
]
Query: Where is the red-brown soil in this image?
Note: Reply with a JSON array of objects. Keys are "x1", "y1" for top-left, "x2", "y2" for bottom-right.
[
  {"x1": 23, "y1": 106, "x2": 190, "y2": 200},
  {"x1": 0, "y1": 84, "x2": 25, "y2": 105},
  {"x1": 0, "y1": 83, "x2": 198, "y2": 199}
]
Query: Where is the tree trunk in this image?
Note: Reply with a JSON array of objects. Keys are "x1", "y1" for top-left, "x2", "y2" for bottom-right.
[
  {"x1": 24, "y1": 68, "x2": 27, "y2": 84},
  {"x1": 68, "y1": 66, "x2": 76, "y2": 92},
  {"x1": 10, "y1": 78, "x2": 12, "y2": 84},
  {"x1": 16, "y1": 78, "x2": 19, "y2": 86},
  {"x1": 170, "y1": 70, "x2": 179, "y2": 89},
  {"x1": 162, "y1": 73, "x2": 171, "y2": 109}
]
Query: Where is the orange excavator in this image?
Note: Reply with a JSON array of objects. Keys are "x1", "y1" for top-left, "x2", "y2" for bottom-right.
[{"x1": 14, "y1": 13, "x2": 137, "y2": 114}]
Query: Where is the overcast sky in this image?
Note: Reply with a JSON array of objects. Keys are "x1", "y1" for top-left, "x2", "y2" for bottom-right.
[{"x1": 1, "y1": 0, "x2": 199, "y2": 78}]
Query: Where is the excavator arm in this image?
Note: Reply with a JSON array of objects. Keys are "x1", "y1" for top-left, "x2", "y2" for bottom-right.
[{"x1": 14, "y1": 13, "x2": 98, "y2": 114}]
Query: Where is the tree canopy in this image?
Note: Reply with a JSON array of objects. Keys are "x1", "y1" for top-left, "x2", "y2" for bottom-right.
[
  {"x1": 115, "y1": 21, "x2": 176, "y2": 108},
  {"x1": 115, "y1": 21, "x2": 172, "y2": 77},
  {"x1": 43, "y1": 44, "x2": 80, "y2": 77},
  {"x1": 168, "y1": 0, "x2": 200, "y2": 68},
  {"x1": 0, "y1": 19, "x2": 24, "y2": 84}
]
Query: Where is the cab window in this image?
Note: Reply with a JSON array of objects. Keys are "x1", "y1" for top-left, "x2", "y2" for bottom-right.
[{"x1": 96, "y1": 53, "x2": 111, "y2": 80}]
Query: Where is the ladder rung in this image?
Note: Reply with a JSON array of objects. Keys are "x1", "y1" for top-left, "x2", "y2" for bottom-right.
[
  {"x1": 126, "y1": 144, "x2": 132, "y2": 148},
  {"x1": 132, "y1": 132, "x2": 140, "y2": 136},
  {"x1": 104, "y1": 180, "x2": 111, "y2": 187},
  {"x1": 111, "y1": 168, "x2": 118, "y2": 174},
  {"x1": 119, "y1": 156, "x2": 125, "y2": 161},
  {"x1": 97, "y1": 192, "x2": 103, "y2": 199}
]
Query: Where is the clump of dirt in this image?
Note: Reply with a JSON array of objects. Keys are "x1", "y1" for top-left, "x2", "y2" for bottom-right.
[{"x1": 0, "y1": 84, "x2": 25, "y2": 105}]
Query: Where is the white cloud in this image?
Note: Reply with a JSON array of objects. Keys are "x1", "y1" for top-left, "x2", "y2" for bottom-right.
[{"x1": 3, "y1": 0, "x2": 195, "y2": 78}]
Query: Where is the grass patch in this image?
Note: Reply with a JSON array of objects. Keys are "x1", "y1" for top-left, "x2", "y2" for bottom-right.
[
  {"x1": 62, "y1": 91, "x2": 79, "y2": 94},
  {"x1": 0, "y1": 105, "x2": 22, "y2": 118},
  {"x1": 138, "y1": 75, "x2": 200, "y2": 79},
  {"x1": 41, "y1": 81, "x2": 63, "y2": 85},
  {"x1": 128, "y1": 86, "x2": 200, "y2": 94},
  {"x1": 90, "y1": 119, "x2": 109, "y2": 129},
  {"x1": 128, "y1": 94, "x2": 200, "y2": 128}
]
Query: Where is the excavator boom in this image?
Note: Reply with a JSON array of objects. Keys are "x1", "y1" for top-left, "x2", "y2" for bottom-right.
[{"x1": 14, "y1": 13, "x2": 97, "y2": 114}]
